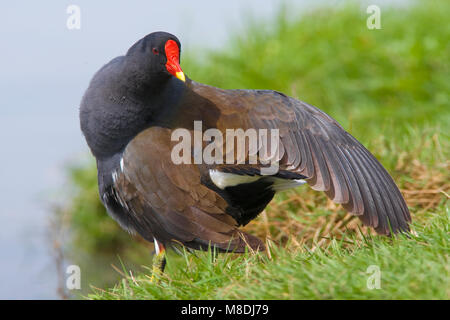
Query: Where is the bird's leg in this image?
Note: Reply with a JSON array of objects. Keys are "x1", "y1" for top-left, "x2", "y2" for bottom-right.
[{"x1": 150, "y1": 238, "x2": 166, "y2": 283}]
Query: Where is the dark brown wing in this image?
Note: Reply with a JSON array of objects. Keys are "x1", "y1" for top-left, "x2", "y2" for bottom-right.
[
  {"x1": 188, "y1": 80, "x2": 411, "y2": 234},
  {"x1": 112, "y1": 126, "x2": 264, "y2": 252}
]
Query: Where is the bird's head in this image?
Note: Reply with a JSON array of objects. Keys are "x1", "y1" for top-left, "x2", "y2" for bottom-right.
[
  {"x1": 80, "y1": 32, "x2": 188, "y2": 158},
  {"x1": 126, "y1": 31, "x2": 185, "y2": 84}
]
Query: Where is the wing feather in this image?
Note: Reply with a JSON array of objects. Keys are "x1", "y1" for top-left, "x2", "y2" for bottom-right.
[
  {"x1": 114, "y1": 126, "x2": 264, "y2": 251},
  {"x1": 188, "y1": 81, "x2": 411, "y2": 234}
]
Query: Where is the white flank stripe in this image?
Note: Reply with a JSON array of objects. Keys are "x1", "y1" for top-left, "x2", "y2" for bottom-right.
[
  {"x1": 209, "y1": 169, "x2": 306, "y2": 191},
  {"x1": 120, "y1": 157, "x2": 124, "y2": 172},
  {"x1": 271, "y1": 178, "x2": 306, "y2": 191},
  {"x1": 112, "y1": 171, "x2": 118, "y2": 183},
  {"x1": 209, "y1": 170, "x2": 260, "y2": 189}
]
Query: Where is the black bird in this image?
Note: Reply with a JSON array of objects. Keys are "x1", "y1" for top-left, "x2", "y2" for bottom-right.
[{"x1": 80, "y1": 32, "x2": 411, "y2": 278}]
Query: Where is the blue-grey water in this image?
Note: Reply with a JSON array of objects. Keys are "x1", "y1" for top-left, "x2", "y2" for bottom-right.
[{"x1": 0, "y1": 0, "x2": 407, "y2": 299}]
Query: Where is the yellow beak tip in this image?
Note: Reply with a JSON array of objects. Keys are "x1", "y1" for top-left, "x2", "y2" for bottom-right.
[{"x1": 176, "y1": 71, "x2": 186, "y2": 82}]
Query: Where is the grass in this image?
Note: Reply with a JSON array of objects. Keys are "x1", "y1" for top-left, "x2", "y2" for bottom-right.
[
  {"x1": 89, "y1": 209, "x2": 448, "y2": 300},
  {"x1": 56, "y1": 0, "x2": 450, "y2": 299},
  {"x1": 87, "y1": 126, "x2": 449, "y2": 300}
]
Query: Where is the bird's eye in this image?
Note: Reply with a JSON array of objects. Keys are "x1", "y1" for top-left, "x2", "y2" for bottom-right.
[{"x1": 152, "y1": 48, "x2": 159, "y2": 55}]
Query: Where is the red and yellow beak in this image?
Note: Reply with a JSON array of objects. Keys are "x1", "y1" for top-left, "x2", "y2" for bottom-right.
[{"x1": 165, "y1": 40, "x2": 185, "y2": 82}]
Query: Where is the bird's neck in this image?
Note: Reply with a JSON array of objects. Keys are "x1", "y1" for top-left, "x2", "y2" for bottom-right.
[{"x1": 92, "y1": 77, "x2": 186, "y2": 159}]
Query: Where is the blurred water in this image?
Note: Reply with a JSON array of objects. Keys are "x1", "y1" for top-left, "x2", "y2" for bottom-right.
[
  {"x1": 0, "y1": 0, "x2": 409, "y2": 299},
  {"x1": 0, "y1": 0, "x2": 303, "y2": 299}
]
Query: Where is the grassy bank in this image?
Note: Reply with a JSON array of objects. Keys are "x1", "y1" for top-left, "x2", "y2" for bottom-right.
[
  {"x1": 89, "y1": 209, "x2": 449, "y2": 300},
  {"x1": 58, "y1": 0, "x2": 449, "y2": 299}
]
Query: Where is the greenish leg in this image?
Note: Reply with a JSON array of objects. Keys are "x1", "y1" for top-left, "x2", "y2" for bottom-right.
[{"x1": 151, "y1": 239, "x2": 166, "y2": 282}]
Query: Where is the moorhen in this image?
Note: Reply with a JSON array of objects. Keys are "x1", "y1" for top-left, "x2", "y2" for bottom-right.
[{"x1": 80, "y1": 32, "x2": 411, "y2": 278}]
